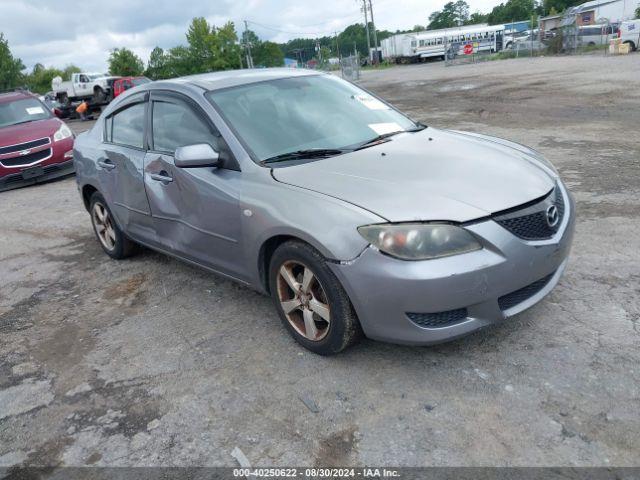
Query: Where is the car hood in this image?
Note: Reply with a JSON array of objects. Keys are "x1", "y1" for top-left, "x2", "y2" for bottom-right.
[
  {"x1": 0, "y1": 118, "x2": 60, "y2": 146},
  {"x1": 271, "y1": 128, "x2": 556, "y2": 223}
]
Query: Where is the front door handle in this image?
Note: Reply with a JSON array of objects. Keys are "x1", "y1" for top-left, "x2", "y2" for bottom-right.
[
  {"x1": 149, "y1": 171, "x2": 173, "y2": 183},
  {"x1": 97, "y1": 159, "x2": 116, "y2": 171}
]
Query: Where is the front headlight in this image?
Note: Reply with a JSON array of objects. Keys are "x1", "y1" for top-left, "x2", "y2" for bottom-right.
[
  {"x1": 53, "y1": 124, "x2": 73, "y2": 142},
  {"x1": 358, "y1": 223, "x2": 481, "y2": 260}
]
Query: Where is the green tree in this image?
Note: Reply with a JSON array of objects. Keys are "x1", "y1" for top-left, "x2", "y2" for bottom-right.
[
  {"x1": 541, "y1": 0, "x2": 582, "y2": 15},
  {"x1": 184, "y1": 17, "x2": 241, "y2": 72},
  {"x1": 0, "y1": 33, "x2": 25, "y2": 90},
  {"x1": 25, "y1": 63, "x2": 64, "y2": 94},
  {"x1": 466, "y1": 12, "x2": 489, "y2": 24},
  {"x1": 428, "y1": 1, "x2": 471, "y2": 29},
  {"x1": 486, "y1": 0, "x2": 538, "y2": 25},
  {"x1": 635, "y1": 5, "x2": 640, "y2": 17},
  {"x1": 215, "y1": 22, "x2": 242, "y2": 70},
  {"x1": 146, "y1": 47, "x2": 170, "y2": 80},
  {"x1": 108, "y1": 48, "x2": 144, "y2": 76},
  {"x1": 254, "y1": 41, "x2": 284, "y2": 67},
  {"x1": 62, "y1": 65, "x2": 81, "y2": 80},
  {"x1": 166, "y1": 46, "x2": 195, "y2": 77}
]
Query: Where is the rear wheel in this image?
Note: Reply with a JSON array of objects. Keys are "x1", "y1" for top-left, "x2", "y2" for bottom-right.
[
  {"x1": 623, "y1": 40, "x2": 636, "y2": 51},
  {"x1": 89, "y1": 192, "x2": 137, "y2": 259},
  {"x1": 269, "y1": 241, "x2": 362, "y2": 355}
]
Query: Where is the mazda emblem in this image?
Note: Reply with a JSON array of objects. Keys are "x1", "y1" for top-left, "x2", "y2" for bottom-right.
[{"x1": 546, "y1": 205, "x2": 559, "y2": 228}]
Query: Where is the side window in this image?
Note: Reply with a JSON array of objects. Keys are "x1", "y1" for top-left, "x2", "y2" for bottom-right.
[
  {"x1": 79, "y1": 75, "x2": 89, "y2": 83},
  {"x1": 151, "y1": 100, "x2": 218, "y2": 154},
  {"x1": 110, "y1": 102, "x2": 145, "y2": 149}
]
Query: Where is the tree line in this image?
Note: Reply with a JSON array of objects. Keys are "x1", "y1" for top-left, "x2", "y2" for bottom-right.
[
  {"x1": 425, "y1": 0, "x2": 593, "y2": 31},
  {"x1": 2, "y1": 0, "x2": 626, "y2": 94},
  {"x1": 0, "y1": 18, "x2": 286, "y2": 94}
]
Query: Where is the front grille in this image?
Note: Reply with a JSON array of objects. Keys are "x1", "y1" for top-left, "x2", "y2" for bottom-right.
[
  {"x1": 0, "y1": 137, "x2": 50, "y2": 155},
  {"x1": 407, "y1": 308, "x2": 468, "y2": 328},
  {"x1": 494, "y1": 187, "x2": 565, "y2": 240},
  {"x1": 498, "y1": 272, "x2": 555, "y2": 311},
  {"x1": 1, "y1": 148, "x2": 51, "y2": 167}
]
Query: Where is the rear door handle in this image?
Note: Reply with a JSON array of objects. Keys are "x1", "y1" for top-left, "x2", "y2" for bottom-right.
[
  {"x1": 149, "y1": 171, "x2": 173, "y2": 183},
  {"x1": 97, "y1": 159, "x2": 116, "y2": 171}
]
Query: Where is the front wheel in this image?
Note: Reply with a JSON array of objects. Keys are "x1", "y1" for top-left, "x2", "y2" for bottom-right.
[
  {"x1": 89, "y1": 191, "x2": 137, "y2": 259},
  {"x1": 269, "y1": 241, "x2": 362, "y2": 355}
]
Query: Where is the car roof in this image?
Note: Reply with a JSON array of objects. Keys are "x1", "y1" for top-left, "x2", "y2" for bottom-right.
[
  {"x1": 160, "y1": 68, "x2": 323, "y2": 92},
  {"x1": 0, "y1": 90, "x2": 37, "y2": 105}
]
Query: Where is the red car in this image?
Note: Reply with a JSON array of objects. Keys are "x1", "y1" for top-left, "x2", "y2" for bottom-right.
[
  {"x1": 0, "y1": 90, "x2": 75, "y2": 192},
  {"x1": 112, "y1": 76, "x2": 151, "y2": 98}
]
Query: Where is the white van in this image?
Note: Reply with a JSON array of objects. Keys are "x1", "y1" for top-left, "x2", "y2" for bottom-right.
[
  {"x1": 577, "y1": 24, "x2": 619, "y2": 46},
  {"x1": 618, "y1": 19, "x2": 640, "y2": 51}
]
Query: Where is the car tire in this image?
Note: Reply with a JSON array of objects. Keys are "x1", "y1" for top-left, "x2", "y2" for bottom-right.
[
  {"x1": 89, "y1": 191, "x2": 137, "y2": 259},
  {"x1": 269, "y1": 240, "x2": 362, "y2": 355}
]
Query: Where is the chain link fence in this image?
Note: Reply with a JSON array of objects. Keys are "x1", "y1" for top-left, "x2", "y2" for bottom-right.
[{"x1": 444, "y1": 25, "x2": 620, "y2": 67}]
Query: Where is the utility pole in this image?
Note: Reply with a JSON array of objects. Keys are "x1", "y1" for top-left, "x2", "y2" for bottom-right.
[
  {"x1": 361, "y1": 0, "x2": 372, "y2": 63},
  {"x1": 243, "y1": 20, "x2": 254, "y2": 69},
  {"x1": 368, "y1": 0, "x2": 379, "y2": 64},
  {"x1": 335, "y1": 31, "x2": 341, "y2": 59}
]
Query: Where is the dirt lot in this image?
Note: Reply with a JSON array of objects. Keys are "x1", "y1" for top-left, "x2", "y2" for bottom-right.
[{"x1": 1, "y1": 55, "x2": 639, "y2": 468}]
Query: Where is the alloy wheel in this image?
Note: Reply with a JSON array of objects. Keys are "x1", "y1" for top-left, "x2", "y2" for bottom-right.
[
  {"x1": 92, "y1": 202, "x2": 116, "y2": 251},
  {"x1": 276, "y1": 260, "x2": 331, "y2": 341}
]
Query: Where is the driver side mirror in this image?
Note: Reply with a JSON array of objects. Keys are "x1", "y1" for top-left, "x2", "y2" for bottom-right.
[{"x1": 174, "y1": 143, "x2": 220, "y2": 168}]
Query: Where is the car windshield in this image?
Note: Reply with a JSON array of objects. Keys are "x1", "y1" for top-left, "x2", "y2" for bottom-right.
[
  {"x1": 0, "y1": 97, "x2": 51, "y2": 128},
  {"x1": 206, "y1": 75, "x2": 418, "y2": 163},
  {"x1": 88, "y1": 74, "x2": 105, "y2": 80}
]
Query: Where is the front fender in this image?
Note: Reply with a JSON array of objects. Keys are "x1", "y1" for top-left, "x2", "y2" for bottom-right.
[{"x1": 240, "y1": 171, "x2": 384, "y2": 290}]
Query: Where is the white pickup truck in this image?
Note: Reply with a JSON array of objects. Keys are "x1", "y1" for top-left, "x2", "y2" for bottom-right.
[
  {"x1": 51, "y1": 72, "x2": 120, "y2": 105},
  {"x1": 619, "y1": 19, "x2": 640, "y2": 51}
]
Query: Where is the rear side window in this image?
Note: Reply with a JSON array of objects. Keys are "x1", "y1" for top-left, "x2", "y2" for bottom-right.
[
  {"x1": 151, "y1": 100, "x2": 218, "y2": 154},
  {"x1": 109, "y1": 102, "x2": 145, "y2": 149}
]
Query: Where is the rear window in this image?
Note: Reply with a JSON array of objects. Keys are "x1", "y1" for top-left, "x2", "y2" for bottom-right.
[
  {"x1": 109, "y1": 102, "x2": 145, "y2": 149},
  {"x1": 0, "y1": 97, "x2": 51, "y2": 128},
  {"x1": 132, "y1": 78, "x2": 151, "y2": 86}
]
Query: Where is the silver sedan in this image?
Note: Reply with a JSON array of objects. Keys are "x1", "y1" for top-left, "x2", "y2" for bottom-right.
[{"x1": 73, "y1": 68, "x2": 575, "y2": 355}]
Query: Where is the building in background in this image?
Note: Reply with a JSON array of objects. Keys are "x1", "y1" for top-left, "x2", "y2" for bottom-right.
[
  {"x1": 539, "y1": 13, "x2": 564, "y2": 37},
  {"x1": 562, "y1": 0, "x2": 638, "y2": 26}
]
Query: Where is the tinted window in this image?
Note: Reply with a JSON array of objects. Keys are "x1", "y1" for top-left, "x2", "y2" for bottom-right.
[
  {"x1": 111, "y1": 102, "x2": 145, "y2": 148},
  {"x1": 152, "y1": 100, "x2": 217, "y2": 153}
]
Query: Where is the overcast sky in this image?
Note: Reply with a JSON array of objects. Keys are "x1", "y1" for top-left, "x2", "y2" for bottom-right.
[{"x1": 2, "y1": 0, "x2": 498, "y2": 72}]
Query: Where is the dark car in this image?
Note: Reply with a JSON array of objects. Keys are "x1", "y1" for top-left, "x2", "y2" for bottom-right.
[
  {"x1": 113, "y1": 77, "x2": 151, "y2": 98},
  {"x1": 0, "y1": 90, "x2": 75, "y2": 192}
]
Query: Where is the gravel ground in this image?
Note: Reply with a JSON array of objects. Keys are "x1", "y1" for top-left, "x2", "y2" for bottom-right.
[{"x1": 1, "y1": 54, "x2": 639, "y2": 468}]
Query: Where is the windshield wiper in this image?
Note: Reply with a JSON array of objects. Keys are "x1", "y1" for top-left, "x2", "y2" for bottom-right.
[
  {"x1": 262, "y1": 148, "x2": 348, "y2": 164},
  {"x1": 5, "y1": 119, "x2": 38, "y2": 127},
  {"x1": 353, "y1": 124, "x2": 427, "y2": 151}
]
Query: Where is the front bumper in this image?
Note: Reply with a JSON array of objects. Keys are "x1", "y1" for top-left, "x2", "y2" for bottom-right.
[
  {"x1": 0, "y1": 137, "x2": 74, "y2": 192},
  {"x1": 329, "y1": 185, "x2": 576, "y2": 345}
]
